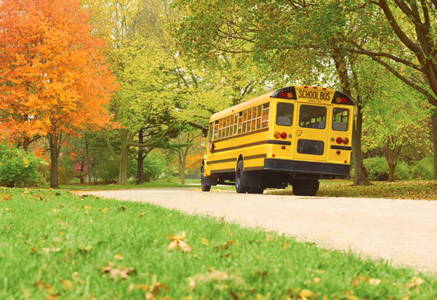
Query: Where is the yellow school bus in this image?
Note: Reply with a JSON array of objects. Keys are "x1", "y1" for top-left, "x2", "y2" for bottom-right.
[{"x1": 201, "y1": 85, "x2": 354, "y2": 196}]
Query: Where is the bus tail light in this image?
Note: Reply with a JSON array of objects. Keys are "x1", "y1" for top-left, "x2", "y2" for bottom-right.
[
  {"x1": 274, "y1": 131, "x2": 281, "y2": 139},
  {"x1": 343, "y1": 137, "x2": 349, "y2": 144},
  {"x1": 336, "y1": 137, "x2": 343, "y2": 144},
  {"x1": 280, "y1": 132, "x2": 287, "y2": 139}
]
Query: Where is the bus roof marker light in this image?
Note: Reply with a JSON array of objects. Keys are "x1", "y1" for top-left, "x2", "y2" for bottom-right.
[
  {"x1": 281, "y1": 92, "x2": 287, "y2": 98},
  {"x1": 304, "y1": 86, "x2": 308, "y2": 88},
  {"x1": 313, "y1": 86, "x2": 317, "y2": 89},
  {"x1": 336, "y1": 97, "x2": 342, "y2": 103},
  {"x1": 323, "y1": 88, "x2": 327, "y2": 90},
  {"x1": 342, "y1": 98, "x2": 349, "y2": 104}
]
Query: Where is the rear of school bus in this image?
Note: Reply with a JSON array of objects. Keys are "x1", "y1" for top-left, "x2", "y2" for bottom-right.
[
  {"x1": 265, "y1": 86, "x2": 354, "y2": 195},
  {"x1": 201, "y1": 85, "x2": 354, "y2": 196}
]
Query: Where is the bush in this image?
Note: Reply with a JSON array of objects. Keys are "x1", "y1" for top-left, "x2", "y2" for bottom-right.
[
  {"x1": 363, "y1": 156, "x2": 412, "y2": 181},
  {"x1": 411, "y1": 156, "x2": 434, "y2": 180},
  {"x1": 127, "y1": 151, "x2": 166, "y2": 182},
  {"x1": 395, "y1": 160, "x2": 411, "y2": 180},
  {"x1": 0, "y1": 143, "x2": 46, "y2": 187},
  {"x1": 363, "y1": 157, "x2": 389, "y2": 181}
]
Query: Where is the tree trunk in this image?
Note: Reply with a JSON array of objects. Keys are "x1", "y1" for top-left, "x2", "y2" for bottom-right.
[
  {"x1": 49, "y1": 134, "x2": 59, "y2": 188},
  {"x1": 432, "y1": 107, "x2": 437, "y2": 180},
  {"x1": 137, "y1": 129, "x2": 144, "y2": 184},
  {"x1": 352, "y1": 103, "x2": 370, "y2": 185},
  {"x1": 388, "y1": 163, "x2": 396, "y2": 182},
  {"x1": 118, "y1": 128, "x2": 129, "y2": 185},
  {"x1": 85, "y1": 134, "x2": 92, "y2": 185}
]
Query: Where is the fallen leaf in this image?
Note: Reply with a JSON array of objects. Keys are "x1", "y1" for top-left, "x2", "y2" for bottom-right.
[
  {"x1": 299, "y1": 289, "x2": 312, "y2": 300},
  {"x1": 167, "y1": 231, "x2": 191, "y2": 253},
  {"x1": 369, "y1": 278, "x2": 381, "y2": 285},
  {"x1": 2, "y1": 194, "x2": 12, "y2": 201},
  {"x1": 139, "y1": 211, "x2": 148, "y2": 217},
  {"x1": 201, "y1": 238, "x2": 210, "y2": 246},
  {"x1": 103, "y1": 207, "x2": 108, "y2": 213},
  {"x1": 137, "y1": 284, "x2": 149, "y2": 291},
  {"x1": 352, "y1": 276, "x2": 369, "y2": 287},
  {"x1": 114, "y1": 254, "x2": 123, "y2": 260},
  {"x1": 61, "y1": 279, "x2": 72, "y2": 290}
]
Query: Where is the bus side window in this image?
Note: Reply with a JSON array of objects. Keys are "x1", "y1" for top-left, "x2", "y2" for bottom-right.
[
  {"x1": 209, "y1": 123, "x2": 213, "y2": 140},
  {"x1": 234, "y1": 114, "x2": 238, "y2": 135},
  {"x1": 252, "y1": 107, "x2": 257, "y2": 130},
  {"x1": 242, "y1": 111, "x2": 247, "y2": 133},
  {"x1": 238, "y1": 112, "x2": 242, "y2": 134},
  {"x1": 225, "y1": 116, "x2": 229, "y2": 137},
  {"x1": 262, "y1": 102, "x2": 269, "y2": 128},
  {"x1": 247, "y1": 109, "x2": 252, "y2": 131},
  {"x1": 276, "y1": 103, "x2": 294, "y2": 126},
  {"x1": 219, "y1": 119, "x2": 223, "y2": 139},
  {"x1": 332, "y1": 108, "x2": 349, "y2": 131},
  {"x1": 214, "y1": 121, "x2": 218, "y2": 140}
]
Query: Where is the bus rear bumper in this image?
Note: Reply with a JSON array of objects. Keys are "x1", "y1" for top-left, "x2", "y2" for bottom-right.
[{"x1": 264, "y1": 158, "x2": 350, "y2": 177}]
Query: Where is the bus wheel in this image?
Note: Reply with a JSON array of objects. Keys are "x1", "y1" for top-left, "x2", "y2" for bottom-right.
[
  {"x1": 201, "y1": 167, "x2": 211, "y2": 192},
  {"x1": 248, "y1": 187, "x2": 264, "y2": 194},
  {"x1": 235, "y1": 160, "x2": 248, "y2": 193},
  {"x1": 292, "y1": 179, "x2": 319, "y2": 196}
]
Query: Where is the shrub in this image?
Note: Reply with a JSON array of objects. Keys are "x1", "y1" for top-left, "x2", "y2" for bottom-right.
[
  {"x1": 363, "y1": 157, "x2": 389, "y2": 181},
  {"x1": 411, "y1": 156, "x2": 434, "y2": 180},
  {"x1": 395, "y1": 160, "x2": 411, "y2": 180},
  {"x1": 0, "y1": 143, "x2": 46, "y2": 187},
  {"x1": 363, "y1": 157, "x2": 411, "y2": 181}
]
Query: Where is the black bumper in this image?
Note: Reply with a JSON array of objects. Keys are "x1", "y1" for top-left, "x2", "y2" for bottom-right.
[{"x1": 264, "y1": 158, "x2": 350, "y2": 176}]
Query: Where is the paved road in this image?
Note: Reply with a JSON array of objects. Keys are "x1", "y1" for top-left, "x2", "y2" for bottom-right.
[{"x1": 80, "y1": 188, "x2": 437, "y2": 273}]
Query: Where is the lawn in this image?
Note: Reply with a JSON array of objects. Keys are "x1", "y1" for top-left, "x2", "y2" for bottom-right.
[
  {"x1": 1, "y1": 187, "x2": 436, "y2": 299},
  {"x1": 269, "y1": 180, "x2": 437, "y2": 200},
  {"x1": 39, "y1": 181, "x2": 195, "y2": 191}
]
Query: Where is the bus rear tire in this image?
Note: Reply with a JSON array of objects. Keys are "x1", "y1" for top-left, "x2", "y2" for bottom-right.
[
  {"x1": 248, "y1": 187, "x2": 264, "y2": 194},
  {"x1": 235, "y1": 160, "x2": 248, "y2": 193},
  {"x1": 201, "y1": 167, "x2": 211, "y2": 192},
  {"x1": 293, "y1": 179, "x2": 319, "y2": 196}
]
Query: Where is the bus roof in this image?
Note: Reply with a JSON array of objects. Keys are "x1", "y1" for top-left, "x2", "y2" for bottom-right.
[
  {"x1": 210, "y1": 85, "x2": 353, "y2": 122},
  {"x1": 210, "y1": 91, "x2": 273, "y2": 122}
]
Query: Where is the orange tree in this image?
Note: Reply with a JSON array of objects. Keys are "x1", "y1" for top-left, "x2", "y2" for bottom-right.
[{"x1": 0, "y1": 0, "x2": 118, "y2": 188}]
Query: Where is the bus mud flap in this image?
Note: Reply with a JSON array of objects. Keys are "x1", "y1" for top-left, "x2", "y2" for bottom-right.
[
  {"x1": 204, "y1": 177, "x2": 218, "y2": 186},
  {"x1": 244, "y1": 171, "x2": 264, "y2": 188}
]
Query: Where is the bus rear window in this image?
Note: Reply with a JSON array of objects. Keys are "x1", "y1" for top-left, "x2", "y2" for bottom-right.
[
  {"x1": 332, "y1": 108, "x2": 349, "y2": 131},
  {"x1": 299, "y1": 105, "x2": 326, "y2": 129},
  {"x1": 276, "y1": 103, "x2": 294, "y2": 126}
]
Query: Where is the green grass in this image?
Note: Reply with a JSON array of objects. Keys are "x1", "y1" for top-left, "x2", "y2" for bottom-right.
[
  {"x1": 1, "y1": 188, "x2": 436, "y2": 299},
  {"x1": 39, "y1": 181, "x2": 195, "y2": 191},
  {"x1": 270, "y1": 180, "x2": 437, "y2": 200}
]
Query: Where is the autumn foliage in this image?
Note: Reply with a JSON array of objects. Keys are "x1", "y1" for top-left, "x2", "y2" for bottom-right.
[
  {"x1": 0, "y1": 0, "x2": 118, "y2": 147},
  {"x1": 0, "y1": 0, "x2": 119, "y2": 187}
]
